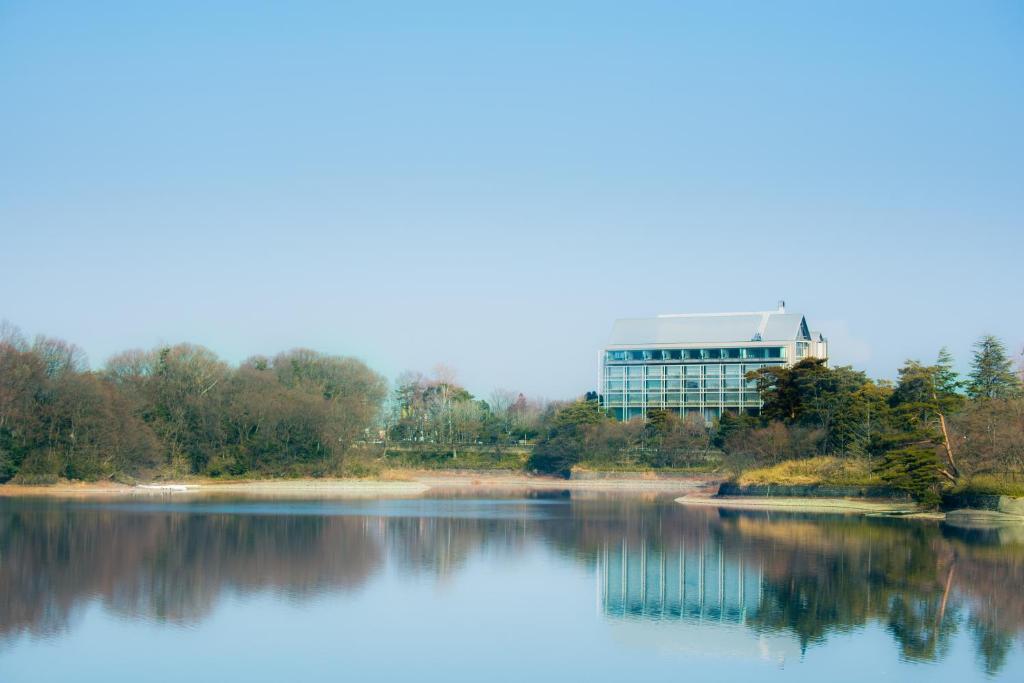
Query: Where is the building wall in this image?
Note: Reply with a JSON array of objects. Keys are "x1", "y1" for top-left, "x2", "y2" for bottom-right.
[{"x1": 600, "y1": 342, "x2": 818, "y2": 421}]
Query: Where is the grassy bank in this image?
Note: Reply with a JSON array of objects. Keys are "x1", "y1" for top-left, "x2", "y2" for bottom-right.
[
  {"x1": 952, "y1": 475, "x2": 1024, "y2": 499},
  {"x1": 727, "y1": 458, "x2": 1024, "y2": 514},
  {"x1": 734, "y1": 458, "x2": 1024, "y2": 499},
  {"x1": 735, "y1": 456, "x2": 883, "y2": 487},
  {"x1": 3, "y1": 442, "x2": 720, "y2": 487}
]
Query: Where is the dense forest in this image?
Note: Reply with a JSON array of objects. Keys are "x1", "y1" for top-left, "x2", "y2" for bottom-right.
[{"x1": 1, "y1": 320, "x2": 1022, "y2": 503}]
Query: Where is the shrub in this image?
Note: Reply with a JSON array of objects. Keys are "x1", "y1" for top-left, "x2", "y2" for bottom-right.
[
  {"x1": 10, "y1": 472, "x2": 60, "y2": 486},
  {"x1": 875, "y1": 445, "x2": 943, "y2": 507},
  {"x1": 0, "y1": 449, "x2": 14, "y2": 483},
  {"x1": 527, "y1": 430, "x2": 583, "y2": 478}
]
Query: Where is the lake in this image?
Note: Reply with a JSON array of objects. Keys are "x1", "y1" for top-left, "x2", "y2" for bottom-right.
[{"x1": 1, "y1": 493, "x2": 1022, "y2": 681}]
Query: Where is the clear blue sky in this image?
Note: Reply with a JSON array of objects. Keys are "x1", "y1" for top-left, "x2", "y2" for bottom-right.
[{"x1": 1, "y1": 1, "x2": 1022, "y2": 399}]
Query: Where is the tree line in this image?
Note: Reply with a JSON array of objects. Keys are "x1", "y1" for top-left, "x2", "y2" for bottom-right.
[
  {"x1": 0, "y1": 323, "x2": 386, "y2": 482},
  {"x1": 528, "y1": 335, "x2": 1024, "y2": 503},
  {"x1": 381, "y1": 366, "x2": 548, "y2": 455}
]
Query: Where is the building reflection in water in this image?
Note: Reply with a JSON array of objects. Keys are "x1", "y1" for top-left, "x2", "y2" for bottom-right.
[{"x1": 598, "y1": 534, "x2": 762, "y2": 624}]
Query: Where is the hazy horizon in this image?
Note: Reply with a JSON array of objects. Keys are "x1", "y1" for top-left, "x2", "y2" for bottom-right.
[{"x1": 2, "y1": 2, "x2": 1022, "y2": 399}]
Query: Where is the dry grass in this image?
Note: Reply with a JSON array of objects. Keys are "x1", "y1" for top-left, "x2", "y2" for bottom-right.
[
  {"x1": 376, "y1": 468, "x2": 415, "y2": 482},
  {"x1": 737, "y1": 456, "x2": 882, "y2": 487},
  {"x1": 956, "y1": 474, "x2": 1024, "y2": 498}
]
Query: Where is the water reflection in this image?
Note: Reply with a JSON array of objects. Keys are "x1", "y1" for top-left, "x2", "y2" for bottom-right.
[
  {"x1": 584, "y1": 504, "x2": 1024, "y2": 675},
  {"x1": 598, "y1": 534, "x2": 762, "y2": 622},
  {"x1": 1, "y1": 496, "x2": 1022, "y2": 676}
]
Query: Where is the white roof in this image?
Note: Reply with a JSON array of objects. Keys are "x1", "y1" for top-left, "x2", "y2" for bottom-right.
[{"x1": 607, "y1": 310, "x2": 811, "y2": 347}]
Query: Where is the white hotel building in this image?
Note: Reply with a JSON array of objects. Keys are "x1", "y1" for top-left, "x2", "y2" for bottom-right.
[{"x1": 600, "y1": 303, "x2": 827, "y2": 421}]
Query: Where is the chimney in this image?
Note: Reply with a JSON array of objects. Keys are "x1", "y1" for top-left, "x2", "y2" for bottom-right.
[{"x1": 777, "y1": 300, "x2": 786, "y2": 312}]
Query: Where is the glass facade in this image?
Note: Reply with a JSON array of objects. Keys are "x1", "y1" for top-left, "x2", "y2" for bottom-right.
[
  {"x1": 601, "y1": 310, "x2": 826, "y2": 422},
  {"x1": 601, "y1": 357, "x2": 784, "y2": 422}
]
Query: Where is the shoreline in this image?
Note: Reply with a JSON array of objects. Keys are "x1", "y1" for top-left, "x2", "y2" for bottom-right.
[
  {"x1": 5, "y1": 474, "x2": 1021, "y2": 526},
  {"x1": 0, "y1": 470, "x2": 719, "y2": 499},
  {"x1": 675, "y1": 494, "x2": 1024, "y2": 525},
  {"x1": 675, "y1": 494, "x2": 928, "y2": 517}
]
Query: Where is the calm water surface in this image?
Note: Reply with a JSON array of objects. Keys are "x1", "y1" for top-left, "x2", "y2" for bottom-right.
[{"x1": 1, "y1": 493, "x2": 1022, "y2": 681}]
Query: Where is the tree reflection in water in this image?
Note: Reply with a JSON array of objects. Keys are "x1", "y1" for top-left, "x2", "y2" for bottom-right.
[{"x1": 0, "y1": 496, "x2": 1021, "y2": 675}]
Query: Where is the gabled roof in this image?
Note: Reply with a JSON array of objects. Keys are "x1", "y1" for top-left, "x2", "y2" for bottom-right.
[{"x1": 607, "y1": 310, "x2": 810, "y2": 347}]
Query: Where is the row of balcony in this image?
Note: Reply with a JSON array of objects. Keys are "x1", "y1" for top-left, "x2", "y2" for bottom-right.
[
  {"x1": 606, "y1": 380, "x2": 756, "y2": 390},
  {"x1": 605, "y1": 347, "x2": 786, "y2": 363},
  {"x1": 603, "y1": 392, "x2": 761, "y2": 407},
  {"x1": 604, "y1": 362, "x2": 782, "y2": 379}
]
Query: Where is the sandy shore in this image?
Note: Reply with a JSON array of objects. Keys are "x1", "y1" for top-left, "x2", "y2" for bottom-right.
[
  {"x1": 675, "y1": 494, "x2": 926, "y2": 516},
  {"x1": 0, "y1": 471, "x2": 716, "y2": 499},
  {"x1": 0, "y1": 479, "x2": 432, "y2": 499},
  {"x1": 412, "y1": 470, "x2": 716, "y2": 493}
]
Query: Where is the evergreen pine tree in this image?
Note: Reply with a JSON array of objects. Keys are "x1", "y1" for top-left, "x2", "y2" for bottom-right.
[
  {"x1": 934, "y1": 347, "x2": 962, "y2": 397},
  {"x1": 876, "y1": 444, "x2": 942, "y2": 507},
  {"x1": 967, "y1": 336, "x2": 1022, "y2": 399},
  {"x1": 932, "y1": 347, "x2": 965, "y2": 417}
]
